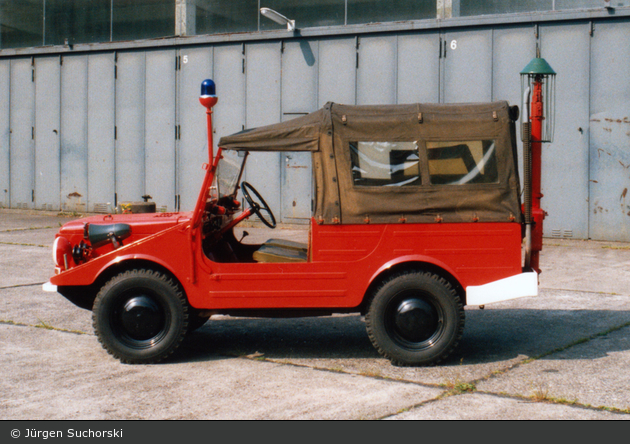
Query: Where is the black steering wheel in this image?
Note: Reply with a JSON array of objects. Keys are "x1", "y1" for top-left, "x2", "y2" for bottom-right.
[{"x1": 241, "y1": 181, "x2": 277, "y2": 229}]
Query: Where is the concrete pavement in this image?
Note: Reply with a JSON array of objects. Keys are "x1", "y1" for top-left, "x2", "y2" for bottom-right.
[{"x1": 1, "y1": 208, "x2": 629, "y2": 420}]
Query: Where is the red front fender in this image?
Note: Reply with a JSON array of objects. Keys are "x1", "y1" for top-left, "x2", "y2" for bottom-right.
[{"x1": 50, "y1": 223, "x2": 193, "y2": 288}]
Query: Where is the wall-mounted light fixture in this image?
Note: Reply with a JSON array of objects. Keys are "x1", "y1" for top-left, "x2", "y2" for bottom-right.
[{"x1": 260, "y1": 7, "x2": 296, "y2": 32}]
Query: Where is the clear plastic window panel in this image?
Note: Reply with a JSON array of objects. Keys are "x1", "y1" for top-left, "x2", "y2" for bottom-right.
[
  {"x1": 555, "y1": 0, "x2": 630, "y2": 9},
  {"x1": 458, "y1": 0, "x2": 628, "y2": 16},
  {"x1": 45, "y1": 0, "x2": 111, "y2": 46},
  {"x1": 427, "y1": 140, "x2": 498, "y2": 185},
  {"x1": 347, "y1": 0, "x2": 436, "y2": 25},
  {"x1": 216, "y1": 150, "x2": 246, "y2": 198},
  {"x1": 0, "y1": 0, "x2": 44, "y2": 49},
  {"x1": 260, "y1": 0, "x2": 345, "y2": 30},
  {"x1": 195, "y1": 0, "x2": 259, "y2": 35},
  {"x1": 459, "y1": 0, "x2": 553, "y2": 16},
  {"x1": 350, "y1": 141, "x2": 421, "y2": 187},
  {"x1": 112, "y1": 0, "x2": 175, "y2": 42}
]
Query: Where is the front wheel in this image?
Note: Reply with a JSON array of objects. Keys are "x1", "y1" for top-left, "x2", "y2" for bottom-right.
[
  {"x1": 365, "y1": 271, "x2": 464, "y2": 366},
  {"x1": 92, "y1": 269, "x2": 189, "y2": 364}
]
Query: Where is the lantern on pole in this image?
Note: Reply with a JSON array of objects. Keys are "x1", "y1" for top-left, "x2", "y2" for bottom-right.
[
  {"x1": 520, "y1": 54, "x2": 556, "y2": 274},
  {"x1": 520, "y1": 56, "x2": 556, "y2": 142}
]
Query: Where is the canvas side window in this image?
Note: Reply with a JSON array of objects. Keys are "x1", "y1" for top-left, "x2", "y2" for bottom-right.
[
  {"x1": 427, "y1": 140, "x2": 499, "y2": 185},
  {"x1": 350, "y1": 141, "x2": 421, "y2": 186}
]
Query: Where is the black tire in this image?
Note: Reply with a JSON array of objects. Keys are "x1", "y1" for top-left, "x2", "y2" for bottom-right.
[
  {"x1": 92, "y1": 269, "x2": 188, "y2": 364},
  {"x1": 365, "y1": 271, "x2": 465, "y2": 366}
]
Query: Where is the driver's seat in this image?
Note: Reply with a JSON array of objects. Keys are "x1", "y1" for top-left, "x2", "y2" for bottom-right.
[{"x1": 253, "y1": 239, "x2": 308, "y2": 263}]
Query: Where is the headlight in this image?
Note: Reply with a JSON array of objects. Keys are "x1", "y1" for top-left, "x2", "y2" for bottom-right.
[{"x1": 52, "y1": 236, "x2": 72, "y2": 269}]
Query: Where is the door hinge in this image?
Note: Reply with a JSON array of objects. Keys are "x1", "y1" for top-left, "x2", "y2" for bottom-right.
[
  {"x1": 355, "y1": 36, "x2": 360, "y2": 69},
  {"x1": 242, "y1": 43, "x2": 246, "y2": 74},
  {"x1": 439, "y1": 37, "x2": 447, "y2": 59},
  {"x1": 589, "y1": 21, "x2": 594, "y2": 37}
]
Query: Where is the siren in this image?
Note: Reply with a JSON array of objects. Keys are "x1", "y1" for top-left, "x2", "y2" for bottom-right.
[{"x1": 199, "y1": 79, "x2": 218, "y2": 109}]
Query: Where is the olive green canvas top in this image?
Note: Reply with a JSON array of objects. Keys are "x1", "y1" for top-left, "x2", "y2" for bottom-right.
[{"x1": 218, "y1": 101, "x2": 521, "y2": 225}]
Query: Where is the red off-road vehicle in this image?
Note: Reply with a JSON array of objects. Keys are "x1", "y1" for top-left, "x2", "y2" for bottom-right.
[{"x1": 46, "y1": 79, "x2": 539, "y2": 366}]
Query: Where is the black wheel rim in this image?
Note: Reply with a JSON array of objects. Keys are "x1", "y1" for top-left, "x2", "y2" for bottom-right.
[
  {"x1": 384, "y1": 290, "x2": 445, "y2": 350},
  {"x1": 110, "y1": 289, "x2": 170, "y2": 350}
]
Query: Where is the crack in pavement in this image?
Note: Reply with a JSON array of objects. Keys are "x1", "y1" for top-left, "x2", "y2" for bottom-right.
[
  {"x1": 0, "y1": 319, "x2": 89, "y2": 335},
  {"x1": 0, "y1": 226, "x2": 54, "y2": 232},
  {"x1": 0, "y1": 282, "x2": 47, "y2": 290}
]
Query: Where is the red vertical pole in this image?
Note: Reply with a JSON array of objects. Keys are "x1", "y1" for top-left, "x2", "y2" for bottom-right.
[
  {"x1": 529, "y1": 77, "x2": 545, "y2": 273},
  {"x1": 192, "y1": 85, "x2": 218, "y2": 231},
  {"x1": 206, "y1": 109, "x2": 214, "y2": 165},
  {"x1": 188, "y1": 81, "x2": 218, "y2": 283}
]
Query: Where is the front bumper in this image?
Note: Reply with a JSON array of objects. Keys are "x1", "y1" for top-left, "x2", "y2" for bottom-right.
[{"x1": 42, "y1": 282, "x2": 57, "y2": 292}]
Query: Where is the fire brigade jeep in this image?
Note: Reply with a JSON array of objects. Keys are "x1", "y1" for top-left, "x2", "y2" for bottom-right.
[{"x1": 46, "y1": 79, "x2": 539, "y2": 366}]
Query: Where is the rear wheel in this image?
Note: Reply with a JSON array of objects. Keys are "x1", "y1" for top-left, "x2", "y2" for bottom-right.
[
  {"x1": 92, "y1": 269, "x2": 188, "y2": 364},
  {"x1": 366, "y1": 271, "x2": 464, "y2": 366}
]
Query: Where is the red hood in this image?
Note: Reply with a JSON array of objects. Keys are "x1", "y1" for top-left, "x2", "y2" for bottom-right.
[
  {"x1": 51, "y1": 211, "x2": 193, "y2": 279},
  {"x1": 57, "y1": 211, "x2": 192, "y2": 244}
]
